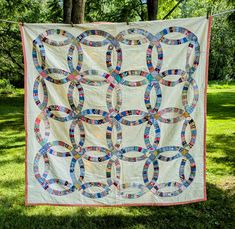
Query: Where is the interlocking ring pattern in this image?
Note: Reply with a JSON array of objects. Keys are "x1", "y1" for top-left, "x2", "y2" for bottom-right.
[{"x1": 32, "y1": 26, "x2": 199, "y2": 200}]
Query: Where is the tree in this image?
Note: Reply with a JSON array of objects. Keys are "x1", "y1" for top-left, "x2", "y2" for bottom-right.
[
  {"x1": 63, "y1": 0, "x2": 86, "y2": 24},
  {"x1": 0, "y1": 0, "x2": 49, "y2": 87},
  {"x1": 72, "y1": 0, "x2": 86, "y2": 23},
  {"x1": 147, "y1": 0, "x2": 158, "y2": 20},
  {"x1": 63, "y1": 0, "x2": 72, "y2": 23},
  {"x1": 0, "y1": 0, "x2": 234, "y2": 89}
]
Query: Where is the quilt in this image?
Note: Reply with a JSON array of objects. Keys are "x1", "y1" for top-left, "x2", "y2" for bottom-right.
[{"x1": 20, "y1": 16, "x2": 212, "y2": 206}]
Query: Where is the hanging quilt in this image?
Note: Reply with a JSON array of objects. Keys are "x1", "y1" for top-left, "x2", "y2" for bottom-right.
[{"x1": 20, "y1": 16, "x2": 212, "y2": 206}]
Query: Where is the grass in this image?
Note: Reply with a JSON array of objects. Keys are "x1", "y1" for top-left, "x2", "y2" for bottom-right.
[{"x1": 0, "y1": 82, "x2": 234, "y2": 229}]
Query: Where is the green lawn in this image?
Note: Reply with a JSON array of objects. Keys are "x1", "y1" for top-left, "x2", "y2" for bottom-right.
[{"x1": 0, "y1": 83, "x2": 234, "y2": 229}]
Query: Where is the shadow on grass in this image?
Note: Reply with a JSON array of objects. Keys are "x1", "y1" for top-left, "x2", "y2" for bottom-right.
[
  {"x1": 0, "y1": 113, "x2": 24, "y2": 132},
  {"x1": 0, "y1": 183, "x2": 234, "y2": 228},
  {"x1": 0, "y1": 178, "x2": 24, "y2": 189},
  {"x1": 0, "y1": 156, "x2": 24, "y2": 167},
  {"x1": 0, "y1": 134, "x2": 25, "y2": 156},
  {"x1": 0, "y1": 94, "x2": 24, "y2": 106},
  {"x1": 207, "y1": 91, "x2": 235, "y2": 120},
  {"x1": 0, "y1": 85, "x2": 234, "y2": 228},
  {"x1": 206, "y1": 90, "x2": 235, "y2": 174},
  {"x1": 0, "y1": 94, "x2": 25, "y2": 155},
  {"x1": 0, "y1": 143, "x2": 25, "y2": 150},
  {"x1": 207, "y1": 133, "x2": 235, "y2": 175}
]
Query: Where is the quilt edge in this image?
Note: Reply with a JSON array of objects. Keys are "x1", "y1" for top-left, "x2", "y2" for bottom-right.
[
  {"x1": 19, "y1": 24, "x2": 29, "y2": 207},
  {"x1": 203, "y1": 15, "x2": 213, "y2": 201},
  {"x1": 25, "y1": 197, "x2": 207, "y2": 207}
]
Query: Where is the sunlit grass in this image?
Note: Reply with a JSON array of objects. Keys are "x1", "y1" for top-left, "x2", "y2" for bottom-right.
[{"x1": 0, "y1": 84, "x2": 234, "y2": 228}]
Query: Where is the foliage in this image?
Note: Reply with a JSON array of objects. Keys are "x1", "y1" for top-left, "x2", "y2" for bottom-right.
[
  {"x1": 0, "y1": 78, "x2": 15, "y2": 95},
  {"x1": 47, "y1": 0, "x2": 63, "y2": 23},
  {"x1": 0, "y1": 0, "x2": 234, "y2": 85},
  {"x1": 85, "y1": 0, "x2": 147, "y2": 22},
  {"x1": 209, "y1": 1, "x2": 235, "y2": 81},
  {"x1": 180, "y1": 0, "x2": 235, "y2": 80},
  {"x1": 210, "y1": 16, "x2": 235, "y2": 81},
  {"x1": 0, "y1": 0, "x2": 61, "y2": 87},
  {"x1": 0, "y1": 0, "x2": 42, "y2": 87},
  {"x1": 85, "y1": 0, "x2": 181, "y2": 22},
  {"x1": 0, "y1": 84, "x2": 234, "y2": 228}
]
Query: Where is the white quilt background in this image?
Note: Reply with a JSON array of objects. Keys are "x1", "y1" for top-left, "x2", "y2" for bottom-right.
[{"x1": 22, "y1": 17, "x2": 210, "y2": 206}]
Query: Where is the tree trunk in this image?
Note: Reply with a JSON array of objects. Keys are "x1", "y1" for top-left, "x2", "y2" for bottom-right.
[
  {"x1": 63, "y1": 0, "x2": 72, "y2": 23},
  {"x1": 71, "y1": 0, "x2": 86, "y2": 24},
  {"x1": 147, "y1": 0, "x2": 158, "y2": 20}
]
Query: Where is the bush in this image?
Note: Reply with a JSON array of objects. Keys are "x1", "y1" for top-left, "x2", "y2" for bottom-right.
[{"x1": 0, "y1": 78, "x2": 16, "y2": 95}]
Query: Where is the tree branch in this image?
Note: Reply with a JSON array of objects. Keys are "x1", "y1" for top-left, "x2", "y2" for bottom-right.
[
  {"x1": 1, "y1": 47, "x2": 24, "y2": 71},
  {"x1": 163, "y1": 0, "x2": 185, "y2": 20},
  {"x1": 132, "y1": 4, "x2": 145, "y2": 21}
]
